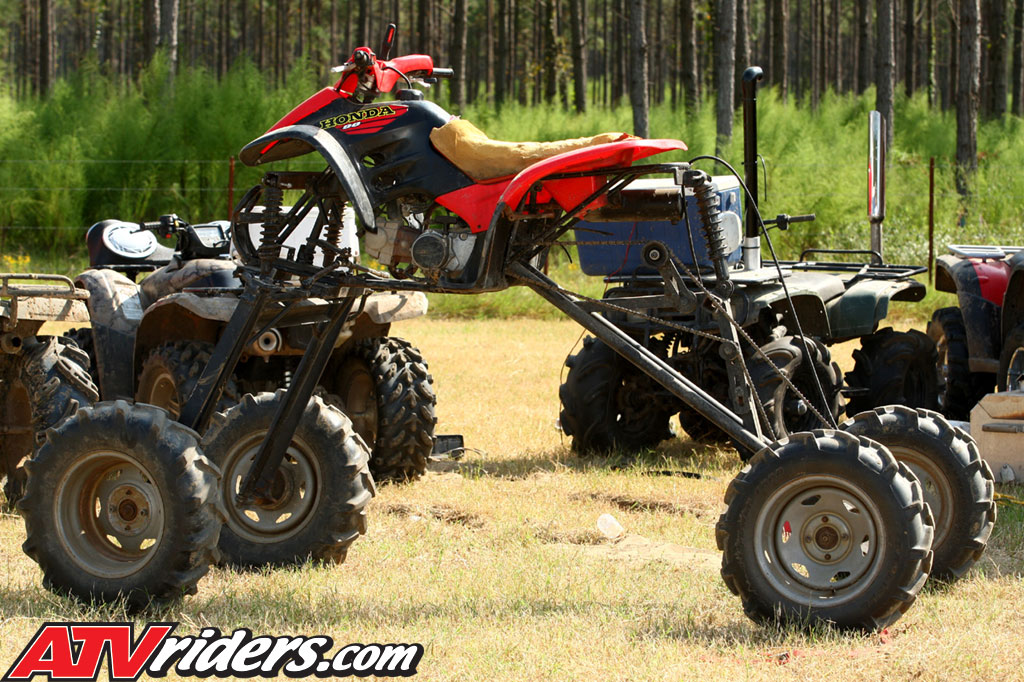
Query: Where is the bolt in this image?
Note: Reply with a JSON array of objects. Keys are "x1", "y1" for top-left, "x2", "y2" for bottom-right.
[
  {"x1": 109, "y1": 504, "x2": 117, "y2": 514},
  {"x1": 841, "y1": 533, "x2": 848, "y2": 541},
  {"x1": 821, "y1": 516, "x2": 829, "y2": 523},
  {"x1": 824, "y1": 553, "x2": 832, "y2": 560},
  {"x1": 649, "y1": 249, "x2": 661, "y2": 261},
  {"x1": 805, "y1": 536, "x2": 813, "y2": 543},
  {"x1": 125, "y1": 489, "x2": 133, "y2": 496},
  {"x1": 140, "y1": 509, "x2": 148, "y2": 517}
]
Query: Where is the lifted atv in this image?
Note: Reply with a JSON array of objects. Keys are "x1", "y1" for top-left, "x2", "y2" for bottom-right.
[
  {"x1": 70, "y1": 214, "x2": 436, "y2": 481},
  {"x1": 15, "y1": 28, "x2": 993, "y2": 630},
  {"x1": 560, "y1": 79, "x2": 931, "y2": 455}
]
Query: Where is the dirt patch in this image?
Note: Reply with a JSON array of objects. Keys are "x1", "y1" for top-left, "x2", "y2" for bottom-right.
[
  {"x1": 577, "y1": 492, "x2": 713, "y2": 520},
  {"x1": 568, "y1": 533, "x2": 720, "y2": 570},
  {"x1": 380, "y1": 503, "x2": 486, "y2": 528}
]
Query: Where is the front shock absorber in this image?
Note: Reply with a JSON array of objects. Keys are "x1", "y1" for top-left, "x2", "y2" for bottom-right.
[
  {"x1": 683, "y1": 169, "x2": 731, "y2": 286},
  {"x1": 258, "y1": 177, "x2": 285, "y2": 276}
]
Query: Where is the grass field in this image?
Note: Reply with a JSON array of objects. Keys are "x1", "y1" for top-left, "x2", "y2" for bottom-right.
[{"x1": 1, "y1": 317, "x2": 1023, "y2": 681}]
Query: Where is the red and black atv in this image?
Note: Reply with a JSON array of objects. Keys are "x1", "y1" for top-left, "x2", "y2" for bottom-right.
[
  {"x1": 928, "y1": 244, "x2": 1024, "y2": 418},
  {"x1": 16, "y1": 26, "x2": 994, "y2": 629}
]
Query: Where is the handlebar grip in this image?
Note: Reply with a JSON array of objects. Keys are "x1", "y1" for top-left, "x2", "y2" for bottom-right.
[
  {"x1": 140, "y1": 221, "x2": 163, "y2": 231},
  {"x1": 431, "y1": 67, "x2": 454, "y2": 78},
  {"x1": 788, "y1": 214, "x2": 815, "y2": 223}
]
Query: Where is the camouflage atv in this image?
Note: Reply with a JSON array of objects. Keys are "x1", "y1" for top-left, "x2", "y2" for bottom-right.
[{"x1": 0, "y1": 274, "x2": 98, "y2": 508}]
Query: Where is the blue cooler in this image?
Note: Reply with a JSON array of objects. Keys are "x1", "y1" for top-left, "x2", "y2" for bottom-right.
[{"x1": 574, "y1": 176, "x2": 743, "y2": 276}]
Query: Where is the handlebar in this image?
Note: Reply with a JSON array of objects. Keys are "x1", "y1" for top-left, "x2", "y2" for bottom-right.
[
  {"x1": 430, "y1": 67, "x2": 454, "y2": 79},
  {"x1": 763, "y1": 213, "x2": 815, "y2": 231}
]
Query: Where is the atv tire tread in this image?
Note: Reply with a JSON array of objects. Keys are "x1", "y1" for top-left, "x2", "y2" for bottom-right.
[
  {"x1": 19, "y1": 401, "x2": 222, "y2": 608},
  {"x1": 559, "y1": 336, "x2": 674, "y2": 455},
  {"x1": 841, "y1": 406, "x2": 996, "y2": 581},
  {"x1": 845, "y1": 328, "x2": 939, "y2": 416},
  {"x1": 202, "y1": 391, "x2": 374, "y2": 567},
  {"x1": 927, "y1": 308, "x2": 993, "y2": 420},
  {"x1": 137, "y1": 340, "x2": 240, "y2": 418},
  {"x1": 347, "y1": 337, "x2": 437, "y2": 482},
  {"x1": 716, "y1": 430, "x2": 934, "y2": 630}
]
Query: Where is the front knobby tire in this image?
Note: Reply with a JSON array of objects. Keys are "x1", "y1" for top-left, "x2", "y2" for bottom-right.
[
  {"x1": 716, "y1": 430, "x2": 934, "y2": 630},
  {"x1": 331, "y1": 338, "x2": 436, "y2": 482},
  {"x1": 845, "y1": 328, "x2": 939, "y2": 416},
  {"x1": 841, "y1": 406, "x2": 995, "y2": 582},
  {"x1": 927, "y1": 308, "x2": 993, "y2": 420},
  {"x1": 19, "y1": 401, "x2": 222, "y2": 608},
  {"x1": 559, "y1": 336, "x2": 674, "y2": 455},
  {"x1": 201, "y1": 391, "x2": 375, "y2": 567}
]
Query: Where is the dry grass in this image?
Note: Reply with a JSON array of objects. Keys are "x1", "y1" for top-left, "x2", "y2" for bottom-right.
[{"x1": 2, "y1": 317, "x2": 1024, "y2": 681}]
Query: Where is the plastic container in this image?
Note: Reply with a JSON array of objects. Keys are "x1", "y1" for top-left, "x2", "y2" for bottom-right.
[{"x1": 574, "y1": 175, "x2": 742, "y2": 276}]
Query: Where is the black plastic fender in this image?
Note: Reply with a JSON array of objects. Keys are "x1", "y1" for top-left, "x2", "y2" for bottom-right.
[
  {"x1": 934, "y1": 254, "x2": 1001, "y2": 365},
  {"x1": 73, "y1": 269, "x2": 145, "y2": 400},
  {"x1": 239, "y1": 124, "x2": 375, "y2": 228}
]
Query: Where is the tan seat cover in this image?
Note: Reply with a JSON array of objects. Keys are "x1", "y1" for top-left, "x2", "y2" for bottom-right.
[{"x1": 429, "y1": 118, "x2": 633, "y2": 183}]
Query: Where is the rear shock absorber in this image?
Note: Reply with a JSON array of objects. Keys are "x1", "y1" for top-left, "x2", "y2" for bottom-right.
[{"x1": 684, "y1": 169, "x2": 731, "y2": 288}]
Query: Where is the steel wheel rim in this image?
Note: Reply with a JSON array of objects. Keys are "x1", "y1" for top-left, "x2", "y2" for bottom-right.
[
  {"x1": 1007, "y1": 348, "x2": 1024, "y2": 391},
  {"x1": 338, "y1": 358, "x2": 378, "y2": 447},
  {"x1": 888, "y1": 444, "x2": 953, "y2": 549},
  {"x1": 753, "y1": 474, "x2": 886, "y2": 605},
  {"x1": 142, "y1": 368, "x2": 182, "y2": 418},
  {"x1": 54, "y1": 451, "x2": 165, "y2": 578},
  {"x1": 222, "y1": 430, "x2": 321, "y2": 544}
]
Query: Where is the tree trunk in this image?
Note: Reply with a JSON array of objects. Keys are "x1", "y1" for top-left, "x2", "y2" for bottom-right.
[
  {"x1": 569, "y1": 0, "x2": 587, "y2": 112},
  {"x1": 984, "y1": 0, "x2": 1008, "y2": 117},
  {"x1": 543, "y1": 0, "x2": 558, "y2": 103},
  {"x1": 715, "y1": 0, "x2": 737, "y2": 149},
  {"x1": 495, "y1": 0, "x2": 508, "y2": 106},
  {"x1": 162, "y1": 0, "x2": 180, "y2": 74},
  {"x1": 681, "y1": 0, "x2": 700, "y2": 115},
  {"x1": 904, "y1": 0, "x2": 916, "y2": 96},
  {"x1": 857, "y1": 0, "x2": 871, "y2": 93},
  {"x1": 1013, "y1": 0, "x2": 1024, "y2": 115},
  {"x1": 451, "y1": 0, "x2": 467, "y2": 108},
  {"x1": 143, "y1": 0, "x2": 159, "y2": 62},
  {"x1": 772, "y1": 0, "x2": 788, "y2": 100},
  {"x1": 735, "y1": 0, "x2": 750, "y2": 109},
  {"x1": 876, "y1": 0, "x2": 895, "y2": 149},
  {"x1": 927, "y1": 0, "x2": 936, "y2": 106},
  {"x1": 629, "y1": 0, "x2": 650, "y2": 137},
  {"x1": 38, "y1": 0, "x2": 53, "y2": 94},
  {"x1": 957, "y1": 0, "x2": 980, "y2": 194}
]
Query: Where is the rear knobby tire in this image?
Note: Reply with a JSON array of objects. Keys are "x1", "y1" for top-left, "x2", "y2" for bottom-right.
[
  {"x1": 331, "y1": 338, "x2": 436, "y2": 482},
  {"x1": 201, "y1": 391, "x2": 374, "y2": 567},
  {"x1": 841, "y1": 406, "x2": 995, "y2": 582},
  {"x1": 136, "y1": 341, "x2": 240, "y2": 419},
  {"x1": 1, "y1": 336, "x2": 99, "y2": 509},
  {"x1": 559, "y1": 336, "x2": 674, "y2": 455},
  {"x1": 19, "y1": 401, "x2": 222, "y2": 608},
  {"x1": 716, "y1": 430, "x2": 934, "y2": 630},
  {"x1": 844, "y1": 328, "x2": 939, "y2": 416},
  {"x1": 927, "y1": 308, "x2": 993, "y2": 420}
]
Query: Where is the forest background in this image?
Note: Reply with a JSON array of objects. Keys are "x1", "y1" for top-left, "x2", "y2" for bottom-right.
[{"x1": 4, "y1": 0, "x2": 1024, "y2": 277}]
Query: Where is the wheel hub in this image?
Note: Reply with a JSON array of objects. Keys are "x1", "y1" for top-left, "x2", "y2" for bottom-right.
[{"x1": 801, "y1": 513, "x2": 852, "y2": 564}]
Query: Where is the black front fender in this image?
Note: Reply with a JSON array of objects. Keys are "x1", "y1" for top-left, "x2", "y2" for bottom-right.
[{"x1": 239, "y1": 124, "x2": 374, "y2": 228}]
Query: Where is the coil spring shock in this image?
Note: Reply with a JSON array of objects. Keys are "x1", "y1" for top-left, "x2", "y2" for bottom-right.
[
  {"x1": 258, "y1": 179, "x2": 285, "y2": 276},
  {"x1": 684, "y1": 170, "x2": 730, "y2": 285}
]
